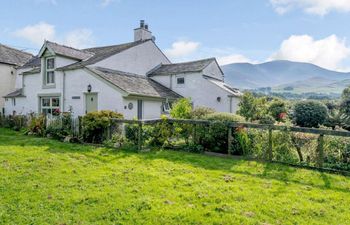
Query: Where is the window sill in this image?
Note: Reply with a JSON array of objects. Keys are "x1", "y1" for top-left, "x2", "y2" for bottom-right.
[{"x1": 42, "y1": 84, "x2": 56, "y2": 89}]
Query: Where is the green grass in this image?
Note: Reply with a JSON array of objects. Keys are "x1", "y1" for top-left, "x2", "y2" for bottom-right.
[{"x1": 0, "y1": 128, "x2": 350, "y2": 224}]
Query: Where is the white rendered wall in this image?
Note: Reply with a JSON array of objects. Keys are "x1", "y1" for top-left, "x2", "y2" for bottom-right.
[
  {"x1": 151, "y1": 72, "x2": 239, "y2": 113},
  {"x1": 93, "y1": 41, "x2": 170, "y2": 75},
  {"x1": 203, "y1": 61, "x2": 224, "y2": 81},
  {"x1": 0, "y1": 64, "x2": 16, "y2": 111}
]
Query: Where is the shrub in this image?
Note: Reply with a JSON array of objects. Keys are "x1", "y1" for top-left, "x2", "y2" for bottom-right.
[
  {"x1": 45, "y1": 113, "x2": 73, "y2": 141},
  {"x1": 27, "y1": 115, "x2": 46, "y2": 136},
  {"x1": 238, "y1": 92, "x2": 268, "y2": 121},
  {"x1": 190, "y1": 107, "x2": 215, "y2": 119},
  {"x1": 204, "y1": 112, "x2": 245, "y2": 122},
  {"x1": 104, "y1": 133, "x2": 130, "y2": 148},
  {"x1": 194, "y1": 113, "x2": 245, "y2": 154},
  {"x1": 258, "y1": 114, "x2": 275, "y2": 125},
  {"x1": 82, "y1": 110, "x2": 123, "y2": 143},
  {"x1": 268, "y1": 99, "x2": 287, "y2": 121},
  {"x1": 170, "y1": 98, "x2": 192, "y2": 119},
  {"x1": 293, "y1": 101, "x2": 328, "y2": 128}
]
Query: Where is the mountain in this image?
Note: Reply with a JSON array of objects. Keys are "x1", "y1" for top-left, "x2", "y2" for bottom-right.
[{"x1": 221, "y1": 60, "x2": 350, "y2": 93}]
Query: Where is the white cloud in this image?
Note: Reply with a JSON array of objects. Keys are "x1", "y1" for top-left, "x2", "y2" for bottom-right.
[
  {"x1": 165, "y1": 41, "x2": 200, "y2": 59},
  {"x1": 270, "y1": 0, "x2": 350, "y2": 15},
  {"x1": 13, "y1": 22, "x2": 56, "y2": 46},
  {"x1": 217, "y1": 54, "x2": 253, "y2": 65},
  {"x1": 270, "y1": 34, "x2": 350, "y2": 70},
  {"x1": 63, "y1": 29, "x2": 95, "y2": 49},
  {"x1": 101, "y1": 0, "x2": 118, "y2": 7},
  {"x1": 13, "y1": 22, "x2": 95, "y2": 49}
]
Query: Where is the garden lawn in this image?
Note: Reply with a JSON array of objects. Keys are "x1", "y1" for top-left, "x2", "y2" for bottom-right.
[{"x1": 0, "y1": 128, "x2": 350, "y2": 225}]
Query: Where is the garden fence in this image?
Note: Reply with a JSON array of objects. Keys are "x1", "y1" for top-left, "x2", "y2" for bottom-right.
[{"x1": 1, "y1": 115, "x2": 350, "y2": 174}]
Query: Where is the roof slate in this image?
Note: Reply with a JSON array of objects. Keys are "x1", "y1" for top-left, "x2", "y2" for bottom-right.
[
  {"x1": 3, "y1": 88, "x2": 25, "y2": 98},
  {"x1": 148, "y1": 58, "x2": 216, "y2": 76},
  {"x1": 88, "y1": 67, "x2": 181, "y2": 99},
  {"x1": 0, "y1": 44, "x2": 33, "y2": 66},
  {"x1": 45, "y1": 41, "x2": 93, "y2": 60},
  {"x1": 204, "y1": 76, "x2": 242, "y2": 97},
  {"x1": 18, "y1": 56, "x2": 41, "y2": 69},
  {"x1": 57, "y1": 40, "x2": 150, "y2": 71},
  {"x1": 22, "y1": 67, "x2": 41, "y2": 75}
]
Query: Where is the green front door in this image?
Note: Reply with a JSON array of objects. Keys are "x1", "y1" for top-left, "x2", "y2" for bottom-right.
[{"x1": 85, "y1": 93, "x2": 98, "y2": 114}]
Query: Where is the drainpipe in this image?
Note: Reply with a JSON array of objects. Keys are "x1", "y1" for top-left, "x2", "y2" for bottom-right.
[
  {"x1": 170, "y1": 74, "x2": 173, "y2": 89},
  {"x1": 62, "y1": 71, "x2": 66, "y2": 112}
]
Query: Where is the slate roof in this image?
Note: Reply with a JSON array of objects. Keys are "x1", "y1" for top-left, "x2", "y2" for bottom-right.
[
  {"x1": 18, "y1": 56, "x2": 41, "y2": 69},
  {"x1": 3, "y1": 88, "x2": 25, "y2": 98},
  {"x1": 148, "y1": 58, "x2": 217, "y2": 76},
  {"x1": 204, "y1": 76, "x2": 242, "y2": 97},
  {"x1": 0, "y1": 44, "x2": 33, "y2": 66},
  {"x1": 44, "y1": 41, "x2": 93, "y2": 60},
  {"x1": 57, "y1": 40, "x2": 150, "y2": 71},
  {"x1": 22, "y1": 67, "x2": 41, "y2": 75},
  {"x1": 88, "y1": 67, "x2": 181, "y2": 99}
]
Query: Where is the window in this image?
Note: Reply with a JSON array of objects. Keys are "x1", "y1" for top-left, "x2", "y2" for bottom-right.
[
  {"x1": 41, "y1": 97, "x2": 60, "y2": 116},
  {"x1": 46, "y1": 58, "x2": 55, "y2": 85},
  {"x1": 12, "y1": 98, "x2": 16, "y2": 106},
  {"x1": 163, "y1": 102, "x2": 171, "y2": 113},
  {"x1": 177, "y1": 77, "x2": 185, "y2": 85}
]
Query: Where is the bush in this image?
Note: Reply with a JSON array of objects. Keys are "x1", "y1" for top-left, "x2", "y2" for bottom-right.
[
  {"x1": 45, "y1": 113, "x2": 73, "y2": 141},
  {"x1": 82, "y1": 110, "x2": 123, "y2": 143},
  {"x1": 170, "y1": 98, "x2": 192, "y2": 119},
  {"x1": 268, "y1": 100, "x2": 287, "y2": 121},
  {"x1": 293, "y1": 101, "x2": 328, "y2": 128},
  {"x1": 190, "y1": 107, "x2": 215, "y2": 119},
  {"x1": 238, "y1": 92, "x2": 268, "y2": 121},
  {"x1": 104, "y1": 133, "x2": 130, "y2": 148},
  {"x1": 258, "y1": 114, "x2": 275, "y2": 125},
  {"x1": 27, "y1": 115, "x2": 46, "y2": 136},
  {"x1": 204, "y1": 112, "x2": 245, "y2": 122},
  {"x1": 194, "y1": 113, "x2": 245, "y2": 154}
]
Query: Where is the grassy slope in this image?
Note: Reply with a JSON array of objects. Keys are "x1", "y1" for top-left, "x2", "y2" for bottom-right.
[{"x1": 0, "y1": 128, "x2": 350, "y2": 225}]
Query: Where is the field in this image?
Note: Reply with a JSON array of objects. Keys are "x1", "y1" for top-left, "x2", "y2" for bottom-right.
[{"x1": 0, "y1": 128, "x2": 350, "y2": 224}]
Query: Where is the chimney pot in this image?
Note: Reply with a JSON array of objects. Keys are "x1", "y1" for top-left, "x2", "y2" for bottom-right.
[
  {"x1": 140, "y1": 20, "x2": 145, "y2": 28},
  {"x1": 145, "y1": 24, "x2": 149, "y2": 30}
]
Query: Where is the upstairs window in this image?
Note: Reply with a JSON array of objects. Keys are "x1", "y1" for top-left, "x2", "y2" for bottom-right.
[
  {"x1": 46, "y1": 58, "x2": 55, "y2": 85},
  {"x1": 176, "y1": 76, "x2": 185, "y2": 86}
]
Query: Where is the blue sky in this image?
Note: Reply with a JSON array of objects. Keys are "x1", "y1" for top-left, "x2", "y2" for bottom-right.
[{"x1": 1, "y1": 0, "x2": 350, "y2": 71}]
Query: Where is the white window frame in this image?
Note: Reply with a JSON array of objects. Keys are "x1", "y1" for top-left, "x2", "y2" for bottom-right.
[
  {"x1": 41, "y1": 97, "x2": 60, "y2": 116},
  {"x1": 45, "y1": 57, "x2": 55, "y2": 85}
]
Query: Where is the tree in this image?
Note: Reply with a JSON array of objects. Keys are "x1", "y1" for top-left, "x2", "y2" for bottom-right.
[
  {"x1": 340, "y1": 87, "x2": 350, "y2": 116},
  {"x1": 237, "y1": 92, "x2": 258, "y2": 121},
  {"x1": 293, "y1": 101, "x2": 328, "y2": 128}
]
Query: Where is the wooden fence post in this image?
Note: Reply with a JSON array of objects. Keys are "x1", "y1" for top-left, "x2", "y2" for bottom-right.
[
  {"x1": 317, "y1": 134, "x2": 324, "y2": 168},
  {"x1": 138, "y1": 122, "x2": 143, "y2": 151},
  {"x1": 268, "y1": 127, "x2": 273, "y2": 161},
  {"x1": 228, "y1": 126, "x2": 233, "y2": 155}
]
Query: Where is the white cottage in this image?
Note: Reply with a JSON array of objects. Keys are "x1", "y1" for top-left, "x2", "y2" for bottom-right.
[
  {"x1": 0, "y1": 44, "x2": 32, "y2": 115},
  {"x1": 4, "y1": 21, "x2": 241, "y2": 119}
]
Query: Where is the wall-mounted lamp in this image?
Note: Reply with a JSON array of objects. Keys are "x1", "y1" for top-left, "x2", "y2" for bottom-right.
[
  {"x1": 217, "y1": 97, "x2": 221, "y2": 102},
  {"x1": 87, "y1": 84, "x2": 92, "y2": 93}
]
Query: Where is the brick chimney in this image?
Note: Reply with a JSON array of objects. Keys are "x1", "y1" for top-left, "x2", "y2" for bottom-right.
[{"x1": 134, "y1": 20, "x2": 153, "y2": 42}]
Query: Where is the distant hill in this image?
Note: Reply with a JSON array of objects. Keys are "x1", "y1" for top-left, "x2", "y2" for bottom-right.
[{"x1": 221, "y1": 60, "x2": 350, "y2": 93}]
